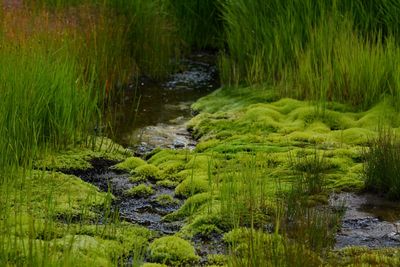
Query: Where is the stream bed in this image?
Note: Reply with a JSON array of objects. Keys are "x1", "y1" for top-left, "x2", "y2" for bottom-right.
[
  {"x1": 331, "y1": 192, "x2": 400, "y2": 248},
  {"x1": 108, "y1": 52, "x2": 219, "y2": 154}
]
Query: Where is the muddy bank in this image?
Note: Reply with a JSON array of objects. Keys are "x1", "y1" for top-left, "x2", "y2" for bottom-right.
[{"x1": 331, "y1": 192, "x2": 400, "y2": 248}]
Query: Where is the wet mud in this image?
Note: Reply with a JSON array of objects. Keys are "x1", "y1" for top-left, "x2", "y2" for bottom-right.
[
  {"x1": 69, "y1": 158, "x2": 184, "y2": 235},
  {"x1": 330, "y1": 192, "x2": 400, "y2": 248}
]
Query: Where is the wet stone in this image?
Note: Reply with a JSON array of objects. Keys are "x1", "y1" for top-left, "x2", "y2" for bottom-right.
[{"x1": 331, "y1": 192, "x2": 400, "y2": 248}]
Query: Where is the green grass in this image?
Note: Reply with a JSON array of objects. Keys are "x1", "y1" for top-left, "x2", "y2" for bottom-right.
[
  {"x1": 167, "y1": 0, "x2": 223, "y2": 49},
  {"x1": 219, "y1": 0, "x2": 400, "y2": 109},
  {"x1": 0, "y1": 41, "x2": 98, "y2": 174},
  {"x1": 364, "y1": 128, "x2": 400, "y2": 199}
]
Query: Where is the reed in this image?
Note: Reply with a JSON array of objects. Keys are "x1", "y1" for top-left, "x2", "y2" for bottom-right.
[
  {"x1": 167, "y1": 0, "x2": 223, "y2": 49},
  {"x1": 364, "y1": 128, "x2": 400, "y2": 200},
  {"x1": 219, "y1": 0, "x2": 400, "y2": 108}
]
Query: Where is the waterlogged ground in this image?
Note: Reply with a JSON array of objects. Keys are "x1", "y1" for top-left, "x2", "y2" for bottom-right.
[
  {"x1": 331, "y1": 192, "x2": 400, "y2": 248},
  {"x1": 13, "y1": 79, "x2": 400, "y2": 265}
]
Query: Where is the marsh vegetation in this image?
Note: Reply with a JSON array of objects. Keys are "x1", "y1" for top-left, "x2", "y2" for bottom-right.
[{"x1": 1, "y1": 0, "x2": 400, "y2": 266}]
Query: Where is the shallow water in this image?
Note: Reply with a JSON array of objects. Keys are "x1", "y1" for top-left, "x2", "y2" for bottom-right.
[
  {"x1": 331, "y1": 192, "x2": 400, "y2": 248},
  {"x1": 108, "y1": 52, "x2": 219, "y2": 153},
  {"x1": 71, "y1": 53, "x2": 219, "y2": 235}
]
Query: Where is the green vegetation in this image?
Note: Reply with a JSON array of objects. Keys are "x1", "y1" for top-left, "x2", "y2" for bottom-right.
[
  {"x1": 148, "y1": 236, "x2": 200, "y2": 266},
  {"x1": 112, "y1": 156, "x2": 146, "y2": 172},
  {"x1": 2, "y1": 0, "x2": 400, "y2": 266},
  {"x1": 219, "y1": 0, "x2": 400, "y2": 108},
  {"x1": 125, "y1": 184, "x2": 154, "y2": 198},
  {"x1": 155, "y1": 194, "x2": 179, "y2": 207},
  {"x1": 167, "y1": 0, "x2": 223, "y2": 49},
  {"x1": 364, "y1": 128, "x2": 400, "y2": 199}
]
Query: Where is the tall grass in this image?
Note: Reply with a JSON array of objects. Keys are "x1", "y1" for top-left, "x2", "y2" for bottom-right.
[
  {"x1": 220, "y1": 152, "x2": 340, "y2": 266},
  {"x1": 0, "y1": 41, "x2": 98, "y2": 174},
  {"x1": 364, "y1": 128, "x2": 400, "y2": 199},
  {"x1": 23, "y1": 0, "x2": 179, "y2": 87},
  {"x1": 167, "y1": 0, "x2": 223, "y2": 49},
  {"x1": 219, "y1": 0, "x2": 400, "y2": 108}
]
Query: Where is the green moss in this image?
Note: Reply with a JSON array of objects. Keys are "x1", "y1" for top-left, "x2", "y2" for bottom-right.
[
  {"x1": 125, "y1": 184, "x2": 154, "y2": 198},
  {"x1": 156, "y1": 179, "x2": 179, "y2": 188},
  {"x1": 113, "y1": 157, "x2": 146, "y2": 172},
  {"x1": 132, "y1": 164, "x2": 162, "y2": 180},
  {"x1": 142, "y1": 263, "x2": 168, "y2": 267},
  {"x1": 207, "y1": 254, "x2": 227, "y2": 266},
  {"x1": 329, "y1": 247, "x2": 400, "y2": 266},
  {"x1": 148, "y1": 236, "x2": 200, "y2": 266},
  {"x1": 24, "y1": 170, "x2": 108, "y2": 219},
  {"x1": 148, "y1": 149, "x2": 189, "y2": 166},
  {"x1": 175, "y1": 176, "x2": 209, "y2": 198},
  {"x1": 155, "y1": 194, "x2": 178, "y2": 206},
  {"x1": 34, "y1": 137, "x2": 129, "y2": 171},
  {"x1": 165, "y1": 193, "x2": 211, "y2": 221},
  {"x1": 158, "y1": 160, "x2": 186, "y2": 179}
]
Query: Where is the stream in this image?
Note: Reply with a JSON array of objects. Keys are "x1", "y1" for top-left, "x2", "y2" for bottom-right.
[
  {"x1": 69, "y1": 52, "x2": 222, "y2": 262},
  {"x1": 108, "y1": 52, "x2": 218, "y2": 154},
  {"x1": 71, "y1": 51, "x2": 400, "y2": 263}
]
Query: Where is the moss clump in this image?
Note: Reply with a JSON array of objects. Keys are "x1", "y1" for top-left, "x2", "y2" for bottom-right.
[
  {"x1": 148, "y1": 149, "x2": 189, "y2": 166},
  {"x1": 207, "y1": 254, "x2": 227, "y2": 266},
  {"x1": 165, "y1": 193, "x2": 210, "y2": 221},
  {"x1": 24, "y1": 171, "x2": 108, "y2": 219},
  {"x1": 125, "y1": 184, "x2": 154, "y2": 198},
  {"x1": 148, "y1": 236, "x2": 200, "y2": 266},
  {"x1": 132, "y1": 164, "x2": 162, "y2": 180},
  {"x1": 34, "y1": 137, "x2": 129, "y2": 171},
  {"x1": 184, "y1": 211, "x2": 231, "y2": 237},
  {"x1": 155, "y1": 194, "x2": 178, "y2": 206},
  {"x1": 175, "y1": 176, "x2": 209, "y2": 198},
  {"x1": 158, "y1": 160, "x2": 186, "y2": 178},
  {"x1": 112, "y1": 156, "x2": 146, "y2": 172},
  {"x1": 156, "y1": 179, "x2": 179, "y2": 188},
  {"x1": 142, "y1": 263, "x2": 168, "y2": 267},
  {"x1": 329, "y1": 247, "x2": 400, "y2": 266}
]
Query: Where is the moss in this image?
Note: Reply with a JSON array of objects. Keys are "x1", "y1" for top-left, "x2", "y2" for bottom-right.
[
  {"x1": 156, "y1": 179, "x2": 179, "y2": 188},
  {"x1": 183, "y1": 209, "x2": 231, "y2": 237},
  {"x1": 34, "y1": 137, "x2": 129, "y2": 171},
  {"x1": 54, "y1": 235, "x2": 123, "y2": 265},
  {"x1": 148, "y1": 149, "x2": 189, "y2": 166},
  {"x1": 112, "y1": 157, "x2": 146, "y2": 172},
  {"x1": 148, "y1": 236, "x2": 200, "y2": 266},
  {"x1": 142, "y1": 263, "x2": 168, "y2": 267},
  {"x1": 125, "y1": 184, "x2": 154, "y2": 198},
  {"x1": 132, "y1": 164, "x2": 162, "y2": 180},
  {"x1": 332, "y1": 128, "x2": 376, "y2": 145},
  {"x1": 158, "y1": 160, "x2": 186, "y2": 178},
  {"x1": 165, "y1": 193, "x2": 211, "y2": 221},
  {"x1": 207, "y1": 254, "x2": 227, "y2": 266},
  {"x1": 175, "y1": 176, "x2": 209, "y2": 198},
  {"x1": 155, "y1": 194, "x2": 178, "y2": 206},
  {"x1": 329, "y1": 247, "x2": 400, "y2": 266},
  {"x1": 24, "y1": 170, "x2": 108, "y2": 219}
]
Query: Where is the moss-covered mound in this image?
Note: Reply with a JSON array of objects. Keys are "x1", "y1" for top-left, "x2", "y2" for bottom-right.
[
  {"x1": 148, "y1": 236, "x2": 200, "y2": 266},
  {"x1": 112, "y1": 156, "x2": 147, "y2": 172}
]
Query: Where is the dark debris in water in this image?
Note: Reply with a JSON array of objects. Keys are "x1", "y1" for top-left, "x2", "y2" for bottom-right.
[
  {"x1": 192, "y1": 232, "x2": 227, "y2": 265},
  {"x1": 65, "y1": 158, "x2": 184, "y2": 235}
]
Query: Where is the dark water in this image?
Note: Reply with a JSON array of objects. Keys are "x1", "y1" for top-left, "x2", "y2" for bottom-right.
[{"x1": 107, "y1": 52, "x2": 219, "y2": 150}]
